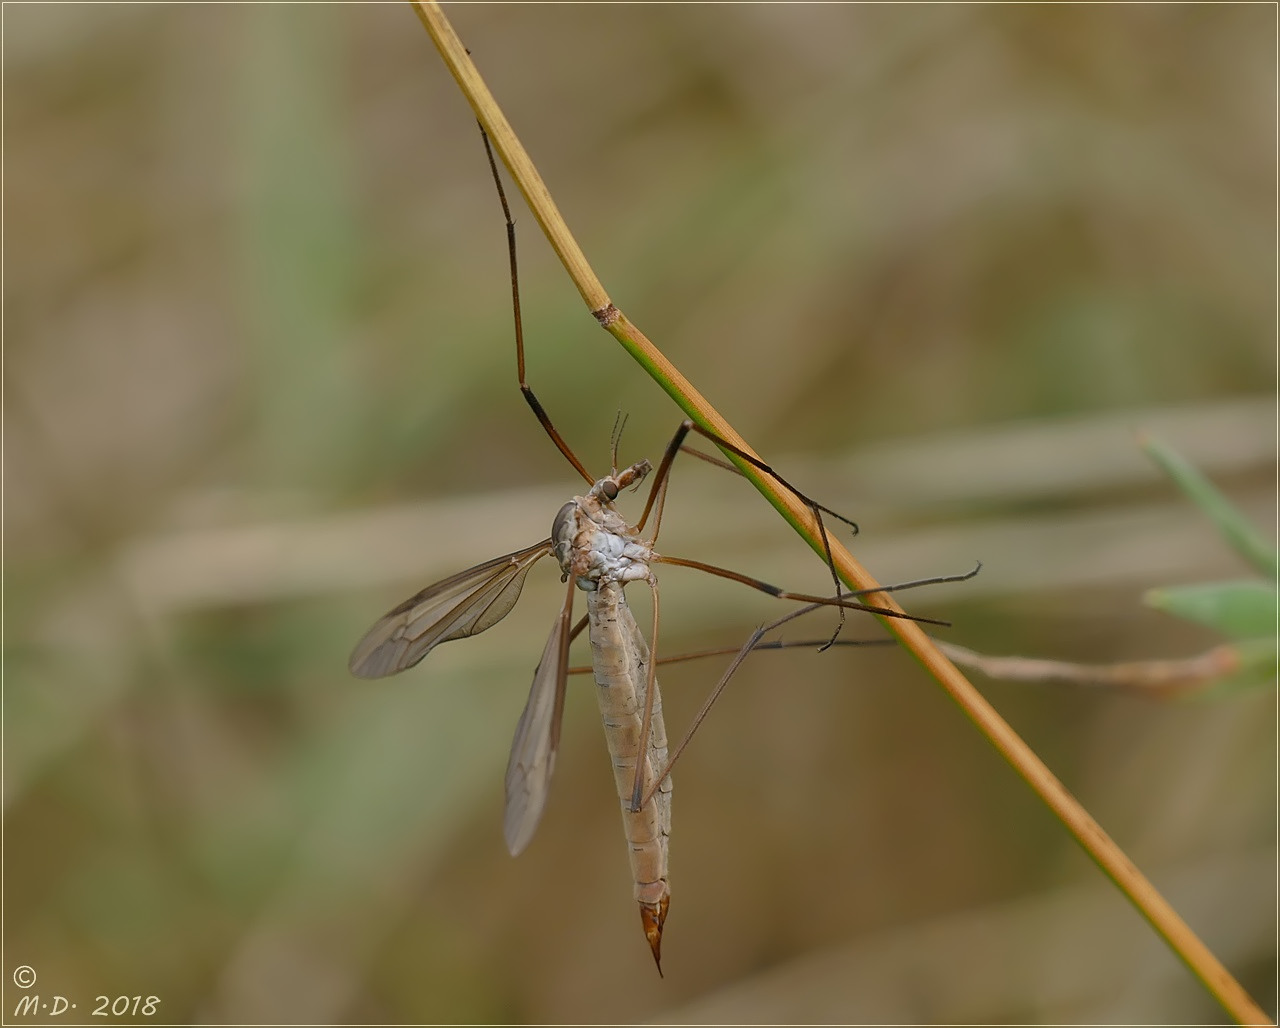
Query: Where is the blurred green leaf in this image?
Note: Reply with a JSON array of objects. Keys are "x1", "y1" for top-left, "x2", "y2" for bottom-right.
[
  {"x1": 239, "y1": 6, "x2": 364, "y2": 489},
  {"x1": 1139, "y1": 432, "x2": 1278, "y2": 580},
  {"x1": 1143, "y1": 580, "x2": 1277, "y2": 640}
]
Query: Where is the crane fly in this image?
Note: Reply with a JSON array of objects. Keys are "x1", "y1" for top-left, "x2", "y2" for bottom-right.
[{"x1": 348, "y1": 128, "x2": 964, "y2": 973}]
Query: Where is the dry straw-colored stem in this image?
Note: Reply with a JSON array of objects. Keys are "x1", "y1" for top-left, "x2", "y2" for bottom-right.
[
  {"x1": 411, "y1": 3, "x2": 1268, "y2": 1023},
  {"x1": 938, "y1": 641, "x2": 1242, "y2": 698}
]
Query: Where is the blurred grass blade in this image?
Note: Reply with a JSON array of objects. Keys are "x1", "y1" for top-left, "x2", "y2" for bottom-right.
[
  {"x1": 239, "y1": 6, "x2": 362, "y2": 487},
  {"x1": 1138, "y1": 432, "x2": 1277, "y2": 579},
  {"x1": 1144, "y1": 580, "x2": 1277, "y2": 639}
]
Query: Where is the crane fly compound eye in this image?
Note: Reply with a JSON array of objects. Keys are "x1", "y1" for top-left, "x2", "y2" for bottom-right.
[
  {"x1": 551, "y1": 501, "x2": 577, "y2": 572},
  {"x1": 601, "y1": 480, "x2": 619, "y2": 501}
]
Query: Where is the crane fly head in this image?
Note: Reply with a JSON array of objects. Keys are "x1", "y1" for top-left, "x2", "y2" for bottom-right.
[{"x1": 596, "y1": 459, "x2": 651, "y2": 501}]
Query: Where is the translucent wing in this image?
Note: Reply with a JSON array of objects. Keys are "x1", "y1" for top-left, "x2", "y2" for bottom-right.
[
  {"x1": 349, "y1": 540, "x2": 554, "y2": 679},
  {"x1": 503, "y1": 577, "x2": 574, "y2": 856}
]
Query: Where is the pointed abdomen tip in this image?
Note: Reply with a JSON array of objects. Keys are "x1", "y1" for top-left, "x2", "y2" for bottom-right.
[{"x1": 640, "y1": 895, "x2": 669, "y2": 976}]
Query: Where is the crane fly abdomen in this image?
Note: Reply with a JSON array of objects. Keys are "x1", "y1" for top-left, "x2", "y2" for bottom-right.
[{"x1": 587, "y1": 579, "x2": 671, "y2": 972}]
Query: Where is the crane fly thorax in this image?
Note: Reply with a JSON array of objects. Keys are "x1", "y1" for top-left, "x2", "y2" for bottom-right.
[{"x1": 551, "y1": 461, "x2": 654, "y2": 591}]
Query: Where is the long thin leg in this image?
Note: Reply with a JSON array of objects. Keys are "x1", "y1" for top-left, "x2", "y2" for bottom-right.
[
  {"x1": 652, "y1": 554, "x2": 982, "y2": 626},
  {"x1": 566, "y1": 637, "x2": 895, "y2": 675},
  {"x1": 566, "y1": 637, "x2": 893, "y2": 675},
  {"x1": 564, "y1": 560, "x2": 981, "y2": 675},
  {"x1": 634, "y1": 419, "x2": 860, "y2": 645},
  {"x1": 566, "y1": 560, "x2": 983, "y2": 675},
  {"x1": 639, "y1": 602, "x2": 814, "y2": 808},
  {"x1": 628, "y1": 575, "x2": 662, "y2": 812},
  {"x1": 677, "y1": 438, "x2": 857, "y2": 607},
  {"x1": 680, "y1": 419, "x2": 856, "y2": 646},
  {"x1": 679, "y1": 420, "x2": 859, "y2": 536},
  {"x1": 638, "y1": 636, "x2": 896, "y2": 667},
  {"x1": 633, "y1": 421, "x2": 691, "y2": 538},
  {"x1": 479, "y1": 126, "x2": 594, "y2": 486},
  {"x1": 638, "y1": 566, "x2": 979, "y2": 806}
]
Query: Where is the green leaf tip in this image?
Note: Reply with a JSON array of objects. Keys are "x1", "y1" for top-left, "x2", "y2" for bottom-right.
[{"x1": 1138, "y1": 433, "x2": 1278, "y2": 581}]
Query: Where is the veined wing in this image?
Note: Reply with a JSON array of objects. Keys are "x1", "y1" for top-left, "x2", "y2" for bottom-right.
[
  {"x1": 503, "y1": 576, "x2": 574, "y2": 856},
  {"x1": 349, "y1": 540, "x2": 554, "y2": 679}
]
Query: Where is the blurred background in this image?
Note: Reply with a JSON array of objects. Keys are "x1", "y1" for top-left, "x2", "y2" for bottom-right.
[{"x1": 5, "y1": 3, "x2": 1275, "y2": 1023}]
